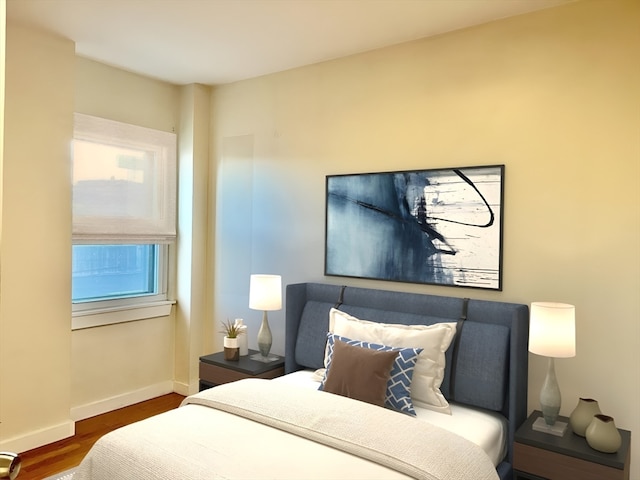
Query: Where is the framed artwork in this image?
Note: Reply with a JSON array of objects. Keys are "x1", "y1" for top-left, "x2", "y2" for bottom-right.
[{"x1": 325, "y1": 165, "x2": 505, "y2": 290}]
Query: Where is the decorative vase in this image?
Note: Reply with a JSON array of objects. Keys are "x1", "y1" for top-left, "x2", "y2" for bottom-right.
[
  {"x1": 257, "y1": 312, "x2": 272, "y2": 358},
  {"x1": 223, "y1": 336, "x2": 239, "y2": 361},
  {"x1": 569, "y1": 398, "x2": 601, "y2": 437},
  {"x1": 234, "y1": 318, "x2": 249, "y2": 356},
  {"x1": 585, "y1": 414, "x2": 622, "y2": 453}
]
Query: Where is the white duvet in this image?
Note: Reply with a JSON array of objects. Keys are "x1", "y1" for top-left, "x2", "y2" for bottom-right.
[
  {"x1": 276, "y1": 370, "x2": 507, "y2": 466},
  {"x1": 73, "y1": 375, "x2": 501, "y2": 480}
]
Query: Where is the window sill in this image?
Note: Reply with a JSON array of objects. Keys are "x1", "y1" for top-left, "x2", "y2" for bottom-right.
[{"x1": 72, "y1": 300, "x2": 174, "y2": 330}]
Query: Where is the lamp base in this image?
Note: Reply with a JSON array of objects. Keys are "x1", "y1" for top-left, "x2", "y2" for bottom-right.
[
  {"x1": 0, "y1": 452, "x2": 21, "y2": 480},
  {"x1": 250, "y1": 353, "x2": 280, "y2": 363},
  {"x1": 532, "y1": 416, "x2": 568, "y2": 437}
]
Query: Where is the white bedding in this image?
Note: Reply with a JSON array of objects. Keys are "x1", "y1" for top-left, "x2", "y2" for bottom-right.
[
  {"x1": 74, "y1": 400, "x2": 414, "y2": 480},
  {"x1": 275, "y1": 370, "x2": 507, "y2": 467},
  {"x1": 73, "y1": 373, "x2": 503, "y2": 480}
]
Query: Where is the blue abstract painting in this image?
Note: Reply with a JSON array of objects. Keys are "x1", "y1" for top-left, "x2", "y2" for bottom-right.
[{"x1": 325, "y1": 165, "x2": 504, "y2": 290}]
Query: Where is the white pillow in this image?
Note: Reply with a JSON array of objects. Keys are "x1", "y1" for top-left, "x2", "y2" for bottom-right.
[{"x1": 328, "y1": 308, "x2": 457, "y2": 414}]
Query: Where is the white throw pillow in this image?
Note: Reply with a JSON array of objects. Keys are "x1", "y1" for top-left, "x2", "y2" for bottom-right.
[{"x1": 328, "y1": 308, "x2": 457, "y2": 414}]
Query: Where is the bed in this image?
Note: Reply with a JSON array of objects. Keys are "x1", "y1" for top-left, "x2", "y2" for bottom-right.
[{"x1": 73, "y1": 282, "x2": 529, "y2": 480}]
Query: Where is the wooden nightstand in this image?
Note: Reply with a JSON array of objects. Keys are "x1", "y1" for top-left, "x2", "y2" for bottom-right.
[
  {"x1": 199, "y1": 349, "x2": 285, "y2": 390},
  {"x1": 514, "y1": 410, "x2": 631, "y2": 480}
]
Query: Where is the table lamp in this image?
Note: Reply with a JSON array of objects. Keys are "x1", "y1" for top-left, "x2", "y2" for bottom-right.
[
  {"x1": 529, "y1": 302, "x2": 576, "y2": 436},
  {"x1": 249, "y1": 274, "x2": 282, "y2": 362}
]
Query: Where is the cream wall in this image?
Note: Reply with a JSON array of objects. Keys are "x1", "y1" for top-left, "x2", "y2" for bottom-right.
[
  {"x1": 175, "y1": 83, "x2": 212, "y2": 395},
  {"x1": 0, "y1": 22, "x2": 75, "y2": 451},
  {"x1": 1, "y1": 31, "x2": 211, "y2": 447},
  {"x1": 211, "y1": 0, "x2": 639, "y2": 475},
  {"x1": 75, "y1": 58, "x2": 178, "y2": 133},
  {"x1": 71, "y1": 58, "x2": 180, "y2": 416},
  {"x1": 0, "y1": 0, "x2": 5, "y2": 239},
  {"x1": 72, "y1": 59, "x2": 214, "y2": 412}
]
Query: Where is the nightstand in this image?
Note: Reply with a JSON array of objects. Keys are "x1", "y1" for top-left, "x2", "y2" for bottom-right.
[
  {"x1": 199, "y1": 349, "x2": 285, "y2": 390},
  {"x1": 514, "y1": 410, "x2": 631, "y2": 480}
]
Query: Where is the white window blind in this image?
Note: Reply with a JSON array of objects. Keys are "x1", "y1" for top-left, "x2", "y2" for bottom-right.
[{"x1": 72, "y1": 113, "x2": 177, "y2": 244}]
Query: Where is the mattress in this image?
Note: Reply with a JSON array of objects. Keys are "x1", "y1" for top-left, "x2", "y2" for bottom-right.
[{"x1": 275, "y1": 369, "x2": 507, "y2": 467}]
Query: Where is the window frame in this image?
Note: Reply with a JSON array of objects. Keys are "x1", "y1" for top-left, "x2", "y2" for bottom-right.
[
  {"x1": 71, "y1": 114, "x2": 177, "y2": 330},
  {"x1": 71, "y1": 243, "x2": 173, "y2": 330}
]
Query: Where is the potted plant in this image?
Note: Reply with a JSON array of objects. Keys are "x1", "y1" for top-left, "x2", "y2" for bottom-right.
[{"x1": 220, "y1": 319, "x2": 242, "y2": 361}]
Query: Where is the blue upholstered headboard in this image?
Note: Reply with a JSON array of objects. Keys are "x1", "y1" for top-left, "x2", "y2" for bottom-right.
[{"x1": 285, "y1": 282, "x2": 529, "y2": 480}]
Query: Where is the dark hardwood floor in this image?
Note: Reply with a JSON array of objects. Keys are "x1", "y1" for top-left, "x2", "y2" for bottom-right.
[{"x1": 17, "y1": 393, "x2": 185, "y2": 480}]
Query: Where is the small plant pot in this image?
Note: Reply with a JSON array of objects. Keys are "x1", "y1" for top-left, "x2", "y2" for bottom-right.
[{"x1": 223, "y1": 336, "x2": 239, "y2": 361}]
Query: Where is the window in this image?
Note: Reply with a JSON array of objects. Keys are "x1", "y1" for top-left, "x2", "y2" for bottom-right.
[
  {"x1": 72, "y1": 114, "x2": 176, "y2": 329},
  {"x1": 72, "y1": 244, "x2": 161, "y2": 302}
]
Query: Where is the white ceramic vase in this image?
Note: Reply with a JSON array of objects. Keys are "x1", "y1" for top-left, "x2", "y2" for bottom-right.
[
  {"x1": 234, "y1": 318, "x2": 249, "y2": 356},
  {"x1": 569, "y1": 398, "x2": 601, "y2": 437},
  {"x1": 586, "y1": 414, "x2": 622, "y2": 453}
]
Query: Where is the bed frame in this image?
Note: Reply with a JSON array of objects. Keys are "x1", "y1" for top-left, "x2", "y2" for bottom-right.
[{"x1": 285, "y1": 282, "x2": 529, "y2": 480}]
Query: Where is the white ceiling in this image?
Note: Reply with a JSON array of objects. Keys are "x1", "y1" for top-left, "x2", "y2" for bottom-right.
[{"x1": 7, "y1": 0, "x2": 574, "y2": 86}]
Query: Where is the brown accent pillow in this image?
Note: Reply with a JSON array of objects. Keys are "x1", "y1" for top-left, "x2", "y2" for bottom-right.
[{"x1": 322, "y1": 339, "x2": 398, "y2": 407}]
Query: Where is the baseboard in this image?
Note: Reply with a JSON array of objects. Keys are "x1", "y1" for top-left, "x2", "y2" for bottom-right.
[
  {"x1": 0, "y1": 419, "x2": 75, "y2": 454},
  {"x1": 172, "y1": 380, "x2": 190, "y2": 396},
  {"x1": 1, "y1": 382, "x2": 177, "y2": 453},
  {"x1": 71, "y1": 381, "x2": 174, "y2": 421},
  {"x1": 173, "y1": 380, "x2": 199, "y2": 397}
]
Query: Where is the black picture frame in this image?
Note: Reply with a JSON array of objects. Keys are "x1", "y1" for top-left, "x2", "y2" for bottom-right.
[{"x1": 325, "y1": 165, "x2": 505, "y2": 290}]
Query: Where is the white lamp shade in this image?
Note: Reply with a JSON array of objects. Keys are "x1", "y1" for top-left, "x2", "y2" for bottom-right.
[
  {"x1": 249, "y1": 274, "x2": 282, "y2": 311},
  {"x1": 529, "y1": 302, "x2": 576, "y2": 358}
]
